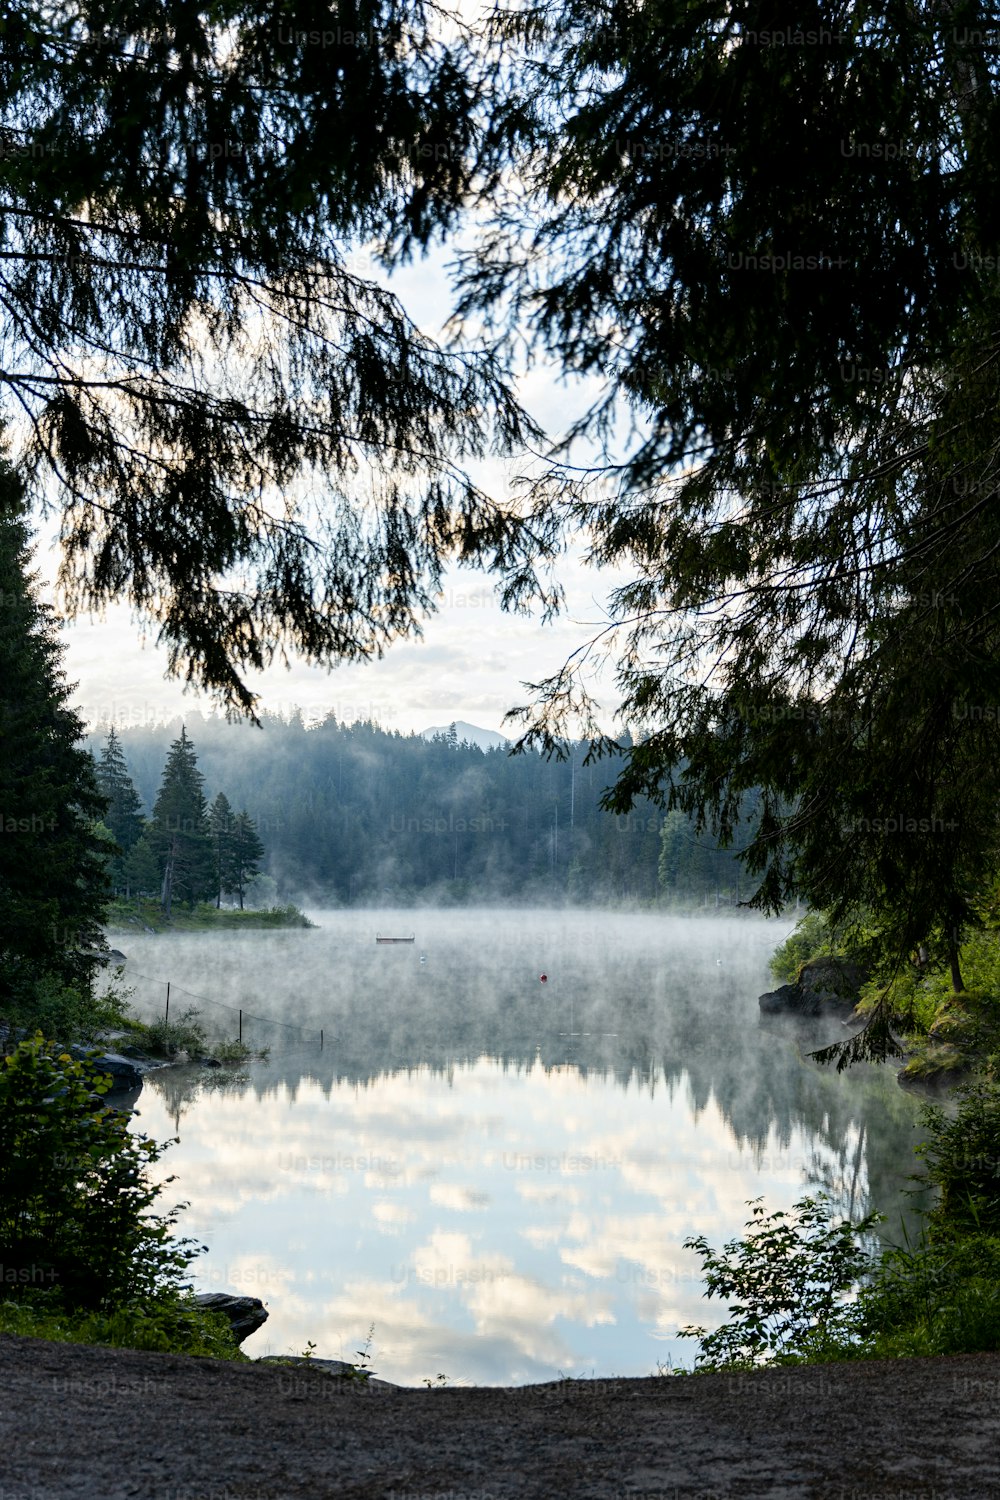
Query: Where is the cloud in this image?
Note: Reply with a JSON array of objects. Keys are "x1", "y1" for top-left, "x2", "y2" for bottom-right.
[{"x1": 429, "y1": 1183, "x2": 492, "y2": 1212}]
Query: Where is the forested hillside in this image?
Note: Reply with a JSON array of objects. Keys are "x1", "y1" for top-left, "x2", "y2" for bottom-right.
[{"x1": 91, "y1": 714, "x2": 751, "y2": 907}]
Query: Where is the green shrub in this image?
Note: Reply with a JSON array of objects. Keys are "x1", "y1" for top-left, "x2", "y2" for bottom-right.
[
  {"x1": 678, "y1": 1195, "x2": 880, "y2": 1370},
  {"x1": 769, "y1": 912, "x2": 835, "y2": 982},
  {"x1": 123, "y1": 1010, "x2": 264, "y2": 1065},
  {"x1": 137, "y1": 1006, "x2": 208, "y2": 1058},
  {"x1": 210, "y1": 1037, "x2": 265, "y2": 1065},
  {"x1": 1, "y1": 972, "x2": 132, "y2": 1047},
  {"x1": 678, "y1": 1085, "x2": 1000, "y2": 1370},
  {"x1": 0, "y1": 1035, "x2": 204, "y2": 1311}
]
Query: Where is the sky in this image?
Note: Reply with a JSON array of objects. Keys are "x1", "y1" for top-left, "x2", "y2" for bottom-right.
[{"x1": 31, "y1": 242, "x2": 629, "y2": 739}]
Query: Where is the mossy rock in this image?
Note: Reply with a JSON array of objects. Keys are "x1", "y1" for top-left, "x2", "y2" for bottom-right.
[
  {"x1": 796, "y1": 956, "x2": 867, "y2": 1013},
  {"x1": 928, "y1": 990, "x2": 1000, "y2": 1051},
  {"x1": 898, "y1": 1041, "x2": 971, "y2": 1087}
]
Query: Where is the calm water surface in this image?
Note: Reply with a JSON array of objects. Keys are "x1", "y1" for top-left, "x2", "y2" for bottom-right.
[{"x1": 119, "y1": 910, "x2": 927, "y2": 1385}]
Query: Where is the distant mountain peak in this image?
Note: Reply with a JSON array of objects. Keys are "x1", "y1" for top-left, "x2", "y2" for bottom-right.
[{"x1": 419, "y1": 720, "x2": 509, "y2": 751}]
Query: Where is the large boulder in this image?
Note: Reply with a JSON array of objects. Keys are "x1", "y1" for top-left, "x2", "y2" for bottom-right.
[
  {"x1": 759, "y1": 956, "x2": 865, "y2": 1019},
  {"x1": 758, "y1": 982, "x2": 804, "y2": 1015},
  {"x1": 68, "y1": 1046, "x2": 144, "y2": 1093},
  {"x1": 193, "y1": 1292, "x2": 269, "y2": 1345}
]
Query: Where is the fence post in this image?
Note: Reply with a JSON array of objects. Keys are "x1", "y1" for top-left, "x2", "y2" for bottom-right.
[
  {"x1": 320, "y1": 1028, "x2": 323, "y2": 1051},
  {"x1": 165, "y1": 982, "x2": 170, "y2": 1025}
]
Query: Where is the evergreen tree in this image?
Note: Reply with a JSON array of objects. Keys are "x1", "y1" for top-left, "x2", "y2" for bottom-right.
[
  {"x1": 0, "y1": 456, "x2": 110, "y2": 1015},
  {"x1": 123, "y1": 833, "x2": 160, "y2": 903},
  {"x1": 149, "y1": 730, "x2": 212, "y2": 918},
  {"x1": 208, "y1": 792, "x2": 237, "y2": 910},
  {"x1": 93, "y1": 728, "x2": 145, "y2": 895},
  {"x1": 228, "y1": 811, "x2": 266, "y2": 911}
]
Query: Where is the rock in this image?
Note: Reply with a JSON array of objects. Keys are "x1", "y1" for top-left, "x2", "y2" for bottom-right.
[
  {"x1": 256, "y1": 1355, "x2": 397, "y2": 1390},
  {"x1": 68, "y1": 1046, "x2": 144, "y2": 1092},
  {"x1": 896, "y1": 1056, "x2": 968, "y2": 1093},
  {"x1": 758, "y1": 983, "x2": 803, "y2": 1015},
  {"x1": 90, "y1": 948, "x2": 127, "y2": 966},
  {"x1": 800, "y1": 956, "x2": 866, "y2": 1004},
  {"x1": 77, "y1": 947, "x2": 126, "y2": 967},
  {"x1": 193, "y1": 1292, "x2": 269, "y2": 1345},
  {"x1": 759, "y1": 956, "x2": 865, "y2": 1019}
]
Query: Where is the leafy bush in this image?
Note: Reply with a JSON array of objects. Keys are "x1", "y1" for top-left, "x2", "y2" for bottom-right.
[
  {"x1": 769, "y1": 912, "x2": 835, "y2": 982},
  {"x1": 0, "y1": 1036, "x2": 204, "y2": 1311},
  {"x1": 678, "y1": 1195, "x2": 880, "y2": 1370},
  {"x1": 679, "y1": 1087, "x2": 1000, "y2": 1371},
  {"x1": 845, "y1": 1084, "x2": 1000, "y2": 1357},
  {"x1": 211, "y1": 1037, "x2": 266, "y2": 1065},
  {"x1": 1, "y1": 972, "x2": 132, "y2": 1047},
  {"x1": 137, "y1": 1006, "x2": 208, "y2": 1059},
  {"x1": 255, "y1": 903, "x2": 314, "y2": 928},
  {"x1": 123, "y1": 1010, "x2": 264, "y2": 1066}
]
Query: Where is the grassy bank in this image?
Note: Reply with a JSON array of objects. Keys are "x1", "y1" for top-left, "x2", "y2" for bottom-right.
[
  {"x1": 680, "y1": 912, "x2": 1000, "y2": 1374},
  {"x1": 770, "y1": 909, "x2": 1000, "y2": 1083},
  {"x1": 106, "y1": 898, "x2": 314, "y2": 934},
  {"x1": 0, "y1": 1037, "x2": 248, "y2": 1363},
  {"x1": 681, "y1": 1075, "x2": 1000, "y2": 1372}
]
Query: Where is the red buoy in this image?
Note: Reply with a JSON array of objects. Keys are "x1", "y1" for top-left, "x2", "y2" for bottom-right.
[{"x1": 540, "y1": 973, "x2": 547, "y2": 983}]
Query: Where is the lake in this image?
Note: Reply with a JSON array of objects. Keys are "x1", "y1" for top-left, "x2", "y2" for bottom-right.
[{"x1": 117, "y1": 909, "x2": 929, "y2": 1385}]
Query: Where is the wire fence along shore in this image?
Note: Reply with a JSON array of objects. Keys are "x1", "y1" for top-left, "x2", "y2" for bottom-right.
[{"x1": 123, "y1": 969, "x2": 325, "y2": 1054}]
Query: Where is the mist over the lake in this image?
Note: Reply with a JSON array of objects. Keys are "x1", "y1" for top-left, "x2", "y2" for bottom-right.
[{"x1": 116, "y1": 909, "x2": 928, "y2": 1385}]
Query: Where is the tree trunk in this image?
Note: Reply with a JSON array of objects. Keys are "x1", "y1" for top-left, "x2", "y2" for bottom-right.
[
  {"x1": 949, "y1": 934, "x2": 965, "y2": 994},
  {"x1": 161, "y1": 838, "x2": 174, "y2": 920}
]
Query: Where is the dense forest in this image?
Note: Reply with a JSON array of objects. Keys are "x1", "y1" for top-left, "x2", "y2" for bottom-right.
[{"x1": 90, "y1": 715, "x2": 755, "y2": 908}]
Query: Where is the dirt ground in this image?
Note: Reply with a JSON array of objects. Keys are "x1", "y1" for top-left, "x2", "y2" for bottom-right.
[{"x1": 1, "y1": 1333, "x2": 996, "y2": 1499}]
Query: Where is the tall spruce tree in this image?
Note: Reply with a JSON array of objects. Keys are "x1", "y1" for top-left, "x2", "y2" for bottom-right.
[
  {"x1": 93, "y1": 728, "x2": 145, "y2": 896},
  {"x1": 123, "y1": 833, "x2": 160, "y2": 903},
  {"x1": 150, "y1": 729, "x2": 212, "y2": 918},
  {"x1": 208, "y1": 792, "x2": 236, "y2": 910},
  {"x1": 0, "y1": 455, "x2": 110, "y2": 1015},
  {"x1": 229, "y1": 811, "x2": 266, "y2": 911}
]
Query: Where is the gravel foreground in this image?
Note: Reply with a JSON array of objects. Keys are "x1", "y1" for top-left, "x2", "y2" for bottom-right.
[{"x1": 1, "y1": 1333, "x2": 997, "y2": 1500}]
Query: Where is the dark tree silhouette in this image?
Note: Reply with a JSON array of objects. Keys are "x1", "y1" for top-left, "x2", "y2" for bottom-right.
[
  {"x1": 0, "y1": 453, "x2": 110, "y2": 1015},
  {"x1": 149, "y1": 729, "x2": 212, "y2": 917},
  {"x1": 93, "y1": 728, "x2": 145, "y2": 894}
]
